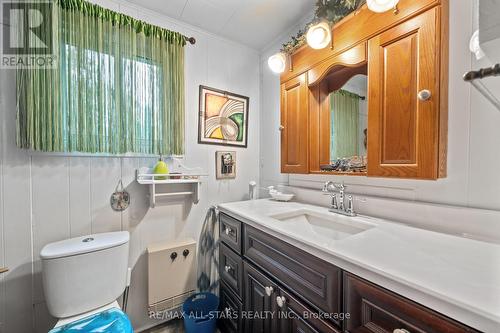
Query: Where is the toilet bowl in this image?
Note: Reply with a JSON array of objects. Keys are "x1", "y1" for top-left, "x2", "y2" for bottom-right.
[{"x1": 40, "y1": 231, "x2": 132, "y2": 333}]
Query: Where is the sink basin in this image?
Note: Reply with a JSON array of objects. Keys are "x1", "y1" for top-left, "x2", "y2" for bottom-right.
[{"x1": 269, "y1": 209, "x2": 375, "y2": 242}]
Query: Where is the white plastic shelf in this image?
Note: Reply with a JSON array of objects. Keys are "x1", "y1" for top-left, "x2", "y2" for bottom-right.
[{"x1": 136, "y1": 164, "x2": 207, "y2": 208}]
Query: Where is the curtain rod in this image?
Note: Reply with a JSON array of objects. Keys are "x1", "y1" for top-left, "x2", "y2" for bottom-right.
[
  {"x1": 186, "y1": 37, "x2": 196, "y2": 45},
  {"x1": 463, "y1": 64, "x2": 500, "y2": 112},
  {"x1": 463, "y1": 63, "x2": 500, "y2": 82}
]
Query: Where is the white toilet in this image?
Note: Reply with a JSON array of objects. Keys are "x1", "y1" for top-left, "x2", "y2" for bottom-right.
[{"x1": 40, "y1": 231, "x2": 132, "y2": 333}]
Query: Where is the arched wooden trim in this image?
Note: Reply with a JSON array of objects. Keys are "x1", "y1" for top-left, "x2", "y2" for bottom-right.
[{"x1": 307, "y1": 42, "x2": 367, "y2": 87}]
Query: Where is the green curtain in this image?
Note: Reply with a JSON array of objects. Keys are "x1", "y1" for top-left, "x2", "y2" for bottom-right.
[
  {"x1": 17, "y1": 0, "x2": 186, "y2": 155},
  {"x1": 330, "y1": 89, "x2": 360, "y2": 161}
]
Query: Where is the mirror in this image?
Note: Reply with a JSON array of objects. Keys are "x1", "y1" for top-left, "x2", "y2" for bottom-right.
[{"x1": 324, "y1": 73, "x2": 368, "y2": 173}]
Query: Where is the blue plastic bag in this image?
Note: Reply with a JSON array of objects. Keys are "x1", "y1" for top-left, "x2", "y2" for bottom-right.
[{"x1": 49, "y1": 308, "x2": 133, "y2": 333}]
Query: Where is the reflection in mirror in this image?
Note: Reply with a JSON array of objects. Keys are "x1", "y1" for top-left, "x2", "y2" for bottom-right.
[{"x1": 327, "y1": 74, "x2": 368, "y2": 173}]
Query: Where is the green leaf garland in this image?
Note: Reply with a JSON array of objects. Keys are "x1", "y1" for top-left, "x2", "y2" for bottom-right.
[{"x1": 281, "y1": 0, "x2": 366, "y2": 54}]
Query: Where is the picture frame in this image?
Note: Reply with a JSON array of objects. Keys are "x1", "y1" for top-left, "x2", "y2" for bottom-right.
[
  {"x1": 216, "y1": 151, "x2": 236, "y2": 179},
  {"x1": 198, "y1": 85, "x2": 249, "y2": 148}
]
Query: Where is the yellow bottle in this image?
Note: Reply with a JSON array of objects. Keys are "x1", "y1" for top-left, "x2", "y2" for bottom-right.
[{"x1": 153, "y1": 157, "x2": 169, "y2": 180}]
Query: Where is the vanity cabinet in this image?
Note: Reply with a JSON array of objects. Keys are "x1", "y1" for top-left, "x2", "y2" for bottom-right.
[
  {"x1": 218, "y1": 212, "x2": 480, "y2": 333},
  {"x1": 278, "y1": 0, "x2": 448, "y2": 179},
  {"x1": 280, "y1": 73, "x2": 309, "y2": 174}
]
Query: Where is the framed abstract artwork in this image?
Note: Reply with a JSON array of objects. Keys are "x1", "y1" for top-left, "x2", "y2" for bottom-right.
[{"x1": 198, "y1": 86, "x2": 249, "y2": 147}]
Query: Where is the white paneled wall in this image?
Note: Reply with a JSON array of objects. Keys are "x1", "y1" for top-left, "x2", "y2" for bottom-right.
[
  {"x1": 260, "y1": 0, "x2": 500, "y2": 211},
  {"x1": 0, "y1": 0, "x2": 260, "y2": 332}
]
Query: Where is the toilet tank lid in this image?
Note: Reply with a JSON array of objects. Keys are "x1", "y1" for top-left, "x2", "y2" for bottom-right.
[{"x1": 40, "y1": 231, "x2": 130, "y2": 260}]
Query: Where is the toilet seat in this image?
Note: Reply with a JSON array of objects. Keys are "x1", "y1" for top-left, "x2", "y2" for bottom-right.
[{"x1": 49, "y1": 301, "x2": 132, "y2": 333}]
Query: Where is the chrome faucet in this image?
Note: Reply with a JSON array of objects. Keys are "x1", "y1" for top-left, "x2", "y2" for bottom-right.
[{"x1": 322, "y1": 181, "x2": 356, "y2": 217}]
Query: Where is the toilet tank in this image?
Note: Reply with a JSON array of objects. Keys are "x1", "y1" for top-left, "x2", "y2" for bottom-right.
[{"x1": 40, "y1": 231, "x2": 130, "y2": 318}]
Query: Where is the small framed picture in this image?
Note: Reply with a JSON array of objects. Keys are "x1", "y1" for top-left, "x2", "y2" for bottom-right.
[{"x1": 216, "y1": 151, "x2": 236, "y2": 179}]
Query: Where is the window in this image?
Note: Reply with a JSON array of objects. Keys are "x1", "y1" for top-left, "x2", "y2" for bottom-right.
[{"x1": 17, "y1": 0, "x2": 186, "y2": 155}]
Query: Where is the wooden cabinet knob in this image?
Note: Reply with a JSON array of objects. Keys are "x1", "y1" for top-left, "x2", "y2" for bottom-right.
[{"x1": 417, "y1": 89, "x2": 432, "y2": 101}]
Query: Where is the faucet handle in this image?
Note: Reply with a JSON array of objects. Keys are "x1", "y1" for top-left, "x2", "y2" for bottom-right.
[
  {"x1": 331, "y1": 194, "x2": 338, "y2": 210},
  {"x1": 323, "y1": 181, "x2": 335, "y2": 193},
  {"x1": 347, "y1": 195, "x2": 355, "y2": 215}
]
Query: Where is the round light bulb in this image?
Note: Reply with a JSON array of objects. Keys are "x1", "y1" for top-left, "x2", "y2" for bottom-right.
[
  {"x1": 306, "y1": 21, "x2": 331, "y2": 50},
  {"x1": 366, "y1": 0, "x2": 400, "y2": 13},
  {"x1": 268, "y1": 52, "x2": 287, "y2": 74}
]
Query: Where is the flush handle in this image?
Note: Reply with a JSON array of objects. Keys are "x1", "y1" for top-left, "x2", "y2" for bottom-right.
[{"x1": 417, "y1": 89, "x2": 432, "y2": 101}]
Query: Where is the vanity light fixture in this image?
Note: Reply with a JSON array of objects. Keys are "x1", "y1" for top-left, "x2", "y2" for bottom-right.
[
  {"x1": 366, "y1": 0, "x2": 400, "y2": 13},
  {"x1": 268, "y1": 52, "x2": 287, "y2": 74},
  {"x1": 306, "y1": 20, "x2": 332, "y2": 50}
]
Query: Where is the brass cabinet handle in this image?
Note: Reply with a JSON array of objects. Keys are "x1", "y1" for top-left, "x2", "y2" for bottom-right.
[{"x1": 417, "y1": 89, "x2": 432, "y2": 101}]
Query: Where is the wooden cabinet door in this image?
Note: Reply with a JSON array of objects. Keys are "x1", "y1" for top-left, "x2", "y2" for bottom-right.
[
  {"x1": 343, "y1": 273, "x2": 480, "y2": 333},
  {"x1": 277, "y1": 288, "x2": 341, "y2": 333},
  {"x1": 367, "y1": 8, "x2": 441, "y2": 179},
  {"x1": 244, "y1": 262, "x2": 278, "y2": 333},
  {"x1": 281, "y1": 73, "x2": 309, "y2": 173}
]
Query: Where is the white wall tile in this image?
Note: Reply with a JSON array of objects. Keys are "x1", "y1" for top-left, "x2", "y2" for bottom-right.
[
  {"x1": 69, "y1": 158, "x2": 92, "y2": 237},
  {"x1": 31, "y1": 155, "x2": 71, "y2": 303},
  {"x1": 0, "y1": 64, "x2": 5, "y2": 333},
  {"x1": 1, "y1": 68, "x2": 34, "y2": 332},
  {"x1": 90, "y1": 158, "x2": 123, "y2": 234}
]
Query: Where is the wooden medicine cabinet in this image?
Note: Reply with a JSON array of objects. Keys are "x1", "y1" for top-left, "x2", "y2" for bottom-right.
[{"x1": 280, "y1": 0, "x2": 449, "y2": 180}]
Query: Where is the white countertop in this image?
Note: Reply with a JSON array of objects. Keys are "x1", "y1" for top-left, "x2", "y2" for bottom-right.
[{"x1": 218, "y1": 199, "x2": 500, "y2": 333}]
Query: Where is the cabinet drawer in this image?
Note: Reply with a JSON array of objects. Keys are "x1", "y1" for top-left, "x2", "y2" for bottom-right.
[
  {"x1": 278, "y1": 288, "x2": 341, "y2": 333},
  {"x1": 243, "y1": 225, "x2": 342, "y2": 324},
  {"x1": 219, "y1": 242, "x2": 243, "y2": 299},
  {"x1": 343, "y1": 273, "x2": 480, "y2": 333},
  {"x1": 220, "y1": 213, "x2": 242, "y2": 254},
  {"x1": 219, "y1": 282, "x2": 243, "y2": 333}
]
